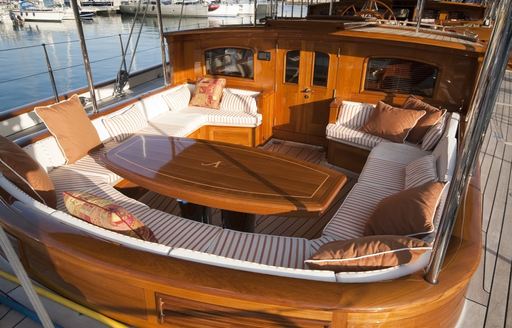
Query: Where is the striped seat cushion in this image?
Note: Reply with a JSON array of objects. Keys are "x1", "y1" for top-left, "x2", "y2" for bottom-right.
[
  {"x1": 219, "y1": 90, "x2": 258, "y2": 115},
  {"x1": 310, "y1": 235, "x2": 338, "y2": 253},
  {"x1": 421, "y1": 113, "x2": 447, "y2": 151},
  {"x1": 162, "y1": 85, "x2": 191, "y2": 112},
  {"x1": 187, "y1": 107, "x2": 261, "y2": 127},
  {"x1": 78, "y1": 183, "x2": 149, "y2": 218},
  {"x1": 369, "y1": 141, "x2": 429, "y2": 164},
  {"x1": 50, "y1": 167, "x2": 105, "y2": 211},
  {"x1": 102, "y1": 105, "x2": 148, "y2": 142},
  {"x1": 326, "y1": 124, "x2": 384, "y2": 149},
  {"x1": 405, "y1": 155, "x2": 438, "y2": 189},
  {"x1": 207, "y1": 230, "x2": 311, "y2": 269},
  {"x1": 137, "y1": 209, "x2": 222, "y2": 252},
  {"x1": 337, "y1": 101, "x2": 375, "y2": 128},
  {"x1": 323, "y1": 183, "x2": 397, "y2": 240},
  {"x1": 358, "y1": 157, "x2": 406, "y2": 191},
  {"x1": 61, "y1": 146, "x2": 121, "y2": 185}
]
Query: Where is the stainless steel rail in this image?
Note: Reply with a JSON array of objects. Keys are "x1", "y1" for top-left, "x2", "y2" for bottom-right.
[
  {"x1": 41, "y1": 43, "x2": 59, "y2": 103},
  {"x1": 415, "y1": 0, "x2": 426, "y2": 33},
  {"x1": 156, "y1": 0, "x2": 168, "y2": 85},
  {"x1": 71, "y1": 0, "x2": 98, "y2": 112},
  {"x1": 425, "y1": 0, "x2": 512, "y2": 284}
]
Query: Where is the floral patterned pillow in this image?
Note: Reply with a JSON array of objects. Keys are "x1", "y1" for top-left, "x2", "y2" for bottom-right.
[
  {"x1": 189, "y1": 77, "x2": 226, "y2": 109},
  {"x1": 63, "y1": 191, "x2": 158, "y2": 242}
]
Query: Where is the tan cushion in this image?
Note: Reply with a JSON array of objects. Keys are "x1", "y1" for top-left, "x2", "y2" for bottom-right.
[
  {"x1": 403, "y1": 96, "x2": 446, "y2": 144},
  {"x1": 63, "y1": 191, "x2": 158, "y2": 242},
  {"x1": 364, "y1": 181, "x2": 445, "y2": 237},
  {"x1": 189, "y1": 78, "x2": 226, "y2": 109},
  {"x1": 35, "y1": 95, "x2": 102, "y2": 164},
  {"x1": 0, "y1": 136, "x2": 57, "y2": 208},
  {"x1": 305, "y1": 235, "x2": 431, "y2": 272},
  {"x1": 360, "y1": 101, "x2": 426, "y2": 143}
]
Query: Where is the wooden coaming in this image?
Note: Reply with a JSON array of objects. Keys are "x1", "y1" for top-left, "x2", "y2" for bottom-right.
[{"x1": 0, "y1": 168, "x2": 482, "y2": 327}]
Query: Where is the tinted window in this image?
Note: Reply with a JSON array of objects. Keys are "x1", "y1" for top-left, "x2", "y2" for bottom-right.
[
  {"x1": 285, "y1": 50, "x2": 300, "y2": 84},
  {"x1": 313, "y1": 52, "x2": 329, "y2": 87},
  {"x1": 205, "y1": 48, "x2": 254, "y2": 79},
  {"x1": 365, "y1": 58, "x2": 438, "y2": 97}
]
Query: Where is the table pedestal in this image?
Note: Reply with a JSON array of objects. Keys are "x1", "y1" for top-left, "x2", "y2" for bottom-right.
[
  {"x1": 221, "y1": 210, "x2": 255, "y2": 233},
  {"x1": 178, "y1": 201, "x2": 208, "y2": 224}
]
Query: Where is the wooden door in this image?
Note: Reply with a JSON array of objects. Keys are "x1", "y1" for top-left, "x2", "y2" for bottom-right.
[{"x1": 274, "y1": 41, "x2": 339, "y2": 144}]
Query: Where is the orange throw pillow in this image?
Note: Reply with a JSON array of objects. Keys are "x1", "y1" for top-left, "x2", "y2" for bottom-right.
[
  {"x1": 63, "y1": 191, "x2": 158, "y2": 242},
  {"x1": 305, "y1": 235, "x2": 430, "y2": 272},
  {"x1": 189, "y1": 78, "x2": 226, "y2": 109},
  {"x1": 360, "y1": 101, "x2": 426, "y2": 143},
  {"x1": 364, "y1": 181, "x2": 445, "y2": 237},
  {"x1": 35, "y1": 95, "x2": 102, "y2": 164},
  {"x1": 403, "y1": 96, "x2": 446, "y2": 144},
  {"x1": 0, "y1": 136, "x2": 56, "y2": 208}
]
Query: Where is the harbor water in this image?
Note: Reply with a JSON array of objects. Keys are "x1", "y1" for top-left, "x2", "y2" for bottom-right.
[{"x1": 0, "y1": 5, "x2": 306, "y2": 112}]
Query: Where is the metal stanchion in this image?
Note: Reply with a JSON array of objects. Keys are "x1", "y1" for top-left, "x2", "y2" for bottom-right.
[
  {"x1": 155, "y1": 0, "x2": 169, "y2": 85},
  {"x1": 41, "y1": 43, "x2": 59, "y2": 103}
]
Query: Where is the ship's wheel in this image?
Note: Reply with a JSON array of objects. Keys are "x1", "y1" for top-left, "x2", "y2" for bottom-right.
[{"x1": 340, "y1": 0, "x2": 396, "y2": 20}]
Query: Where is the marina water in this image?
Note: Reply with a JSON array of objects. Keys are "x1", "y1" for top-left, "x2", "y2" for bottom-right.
[{"x1": 0, "y1": 6, "x2": 305, "y2": 112}]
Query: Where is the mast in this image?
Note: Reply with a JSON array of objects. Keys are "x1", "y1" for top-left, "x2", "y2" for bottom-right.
[{"x1": 425, "y1": 0, "x2": 512, "y2": 284}]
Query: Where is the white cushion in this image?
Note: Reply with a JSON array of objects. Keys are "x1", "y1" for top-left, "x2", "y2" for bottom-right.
[
  {"x1": 162, "y1": 85, "x2": 191, "y2": 112},
  {"x1": 137, "y1": 209, "x2": 222, "y2": 252},
  {"x1": 369, "y1": 141, "x2": 429, "y2": 164},
  {"x1": 326, "y1": 124, "x2": 384, "y2": 150},
  {"x1": 23, "y1": 136, "x2": 66, "y2": 172},
  {"x1": 207, "y1": 229, "x2": 311, "y2": 269},
  {"x1": 337, "y1": 101, "x2": 375, "y2": 128},
  {"x1": 102, "y1": 105, "x2": 148, "y2": 142},
  {"x1": 358, "y1": 157, "x2": 405, "y2": 191},
  {"x1": 146, "y1": 111, "x2": 207, "y2": 137},
  {"x1": 432, "y1": 137, "x2": 457, "y2": 182},
  {"x1": 186, "y1": 107, "x2": 261, "y2": 127},
  {"x1": 323, "y1": 183, "x2": 397, "y2": 240},
  {"x1": 421, "y1": 113, "x2": 447, "y2": 151},
  {"x1": 405, "y1": 154, "x2": 438, "y2": 189},
  {"x1": 219, "y1": 89, "x2": 258, "y2": 115},
  {"x1": 442, "y1": 112, "x2": 460, "y2": 139},
  {"x1": 139, "y1": 91, "x2": 172, "y2": 119}
]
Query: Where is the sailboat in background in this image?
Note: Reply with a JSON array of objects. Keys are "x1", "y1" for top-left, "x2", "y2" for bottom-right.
[{"x1": 11, "y1": 0, "x2": 64, "y2": 22}]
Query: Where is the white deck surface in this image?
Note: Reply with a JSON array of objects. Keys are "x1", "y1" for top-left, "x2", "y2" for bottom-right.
[{"x1": 1, "y1": 72, "x2": 511, "y2": 328}]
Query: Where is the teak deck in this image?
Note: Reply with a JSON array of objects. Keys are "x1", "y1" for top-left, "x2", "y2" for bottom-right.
[{"x1": 102, "y1": 135, "x2": 347, "y2": 216}]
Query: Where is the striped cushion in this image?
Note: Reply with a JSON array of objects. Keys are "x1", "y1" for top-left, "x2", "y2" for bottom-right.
[
  {"x1": 326, "y1": 124, "x2": 384, "y2": 149},
  {"x1": 368, "y1": 141, "x2": 429, "y2": 165},
  {"x1": 219, "y1": 90, "x2": 258, "y2": 115},
  {"x1": 405, "y1": 155, "x2": 438, "y2": 189},
  {"x1": 102, "y1": 105, "x2": 148, "y2": 142},
  {"x1": 78, "y1": 183, "x2": 149, "y2": 218},
  {"x1": 323, "y1": 183, "x2": 396, "y2": 240},
  {"x1": 358, "y1": 157, "x2": 405, "y2": 191},
  {"x1": 310, "y1": 235, "x2": 338, "y2": 253},
  {"x1": 50, "y1": 168, "x2": 105, "y2": 211},
  {"x1": 162, "y1": 85, "x2": 191, "y2": 112},
  {"x1": 61, "y1": 146, "x2": 121, "y2": 185},
  {"x1": 207, "y1": 230, "x2": 310, "y2": 269},
  {"x1": 137, "y1": 209, "x2": 222, "y2": 252},
  {"x1": 421, "y1": 113, "x2": 446, "y2": 151},
  {"x1": 186, "y1": 107, "x2": 261, "y2": 127},
  {"x1": 337, "y1": 101, "x2": 375, "y2": 128}
]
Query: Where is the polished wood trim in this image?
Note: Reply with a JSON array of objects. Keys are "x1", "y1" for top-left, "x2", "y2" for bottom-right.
[
  {"x1": 102, "y1": 135, "x2": 347, "y2": 215},
  {"x1": 329, "y1": 98, "x2": 343, "y2": 124},
  {"x1": 326, "y1": 140, "x2": 369, "y2": 173}
]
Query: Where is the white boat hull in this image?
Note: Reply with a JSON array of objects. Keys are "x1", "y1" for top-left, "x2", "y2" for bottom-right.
[
  {"x1": 13, "y1": 9, "x2": 64, "y2": 22},
  {"x1": 207, "y1": 4, "x2": 240, "y2": 16},
  {"x1": 120, "y1": 3, "x2": 209, "y2": 17}
]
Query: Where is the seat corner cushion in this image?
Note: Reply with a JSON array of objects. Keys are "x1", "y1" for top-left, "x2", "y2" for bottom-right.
[{"x1": 326, "y1": 124, "x2": 384, "y2": 150}]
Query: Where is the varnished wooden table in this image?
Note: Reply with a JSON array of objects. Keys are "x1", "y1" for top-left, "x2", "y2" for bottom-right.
[{"x1": 102, "y1": 135, "x2": 347, "y2": 231}]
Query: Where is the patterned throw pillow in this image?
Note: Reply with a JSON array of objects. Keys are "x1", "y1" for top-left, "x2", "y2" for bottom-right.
[
  {"x1": 63, "y1": 191, "x2": 158, "y2": 242},
  {"x1": 219, "y1": 89, "x2": 258, "y2": 114},
  {"x1": 422, "y1": 113, "x2": 447, "y2": 151},
  {"x1": 405, "y1": 155, "x2": 438, "y2": 189},
  {"x1": 189, "y1": 78, "x2": 226, "y2": 109},
  {"x1": 102, "y1": 105, "x2": 148, "y2": 143},
  {"x1": 162, "y1": 85, "x2": 191, "y2": 112}
]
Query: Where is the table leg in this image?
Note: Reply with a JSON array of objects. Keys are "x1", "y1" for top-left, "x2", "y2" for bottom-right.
[
  {"x1": 221, "y1": 210, "x2": 255, "y2": 233},
  {"x1": 178, "y1": 200, "x2": 208, "y2": 223}
]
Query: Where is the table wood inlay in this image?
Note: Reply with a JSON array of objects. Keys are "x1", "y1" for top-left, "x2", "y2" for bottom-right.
[{"x1": 102, "y1": 135, "x2": 347, "y2": 215}]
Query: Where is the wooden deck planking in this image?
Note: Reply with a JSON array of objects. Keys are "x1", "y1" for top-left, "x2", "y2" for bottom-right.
[{"x1": 464, "y1": 70, "x2": 512, "y2": 328}]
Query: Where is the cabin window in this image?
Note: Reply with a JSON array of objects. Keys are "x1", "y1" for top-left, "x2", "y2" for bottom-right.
[
  {"x1": 204, "y1": 48, "x2": 254, "y2": 79},
  {"x1": 364, "y1": 58, "x2": 438, "y2": 97},
  {"x1": 313, "y1": 52, "x2": 329, "y2": 87},
  {"x1": 285, "y1": 50, "x2": 300, "y2": 84}
]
